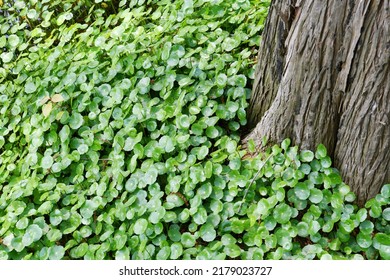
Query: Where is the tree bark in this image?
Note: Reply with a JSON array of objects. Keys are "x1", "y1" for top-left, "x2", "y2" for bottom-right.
[{"x1": 244, "y1": 0, "x2": 390, "y2": 205}]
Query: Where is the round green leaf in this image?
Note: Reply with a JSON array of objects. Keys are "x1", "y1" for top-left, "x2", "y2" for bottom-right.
[
  {"x1": 77, "y1": 144, "x2": 89, "y2": 155},
  {"x1": 297, "y1": 222, "x2": 309, "y2": 237},
  {"x1": 197, "y1": 146, "x2": 209, "y2": 160},
  {"x1": 23, "y1": 224, "x2": 43, "y2": 246},
  {"x1": 226, "y1": 139, "x2": 237, "y2": 153},
  {"x1": 356, "y1": 233, "x2": 372, "y2": 249},
  {"x1": 144, "y1": 167, "x2": 158, "y2": 185},
  {"x1": 199, "y1": 223, "x2": 216, "y2": 242},
  {"x1": 8, "y1": 34, "x2": 20, "y2": 48},
  {"x1": 216, "y1": 73, "x2": 227, "y2": 87},
  {"x1": 181, "y1": 233, "x2": 196, "y2": 248},
  {"x1": 315, "y1": 144, "x2": 327, "y2": 159},
  {"x1": 309, "y1": 189, "x2": 323, "y2": 204},
  {"x1": 137, "y1": 77, "x2": 150, "y2": 93},
  {"x1": 359, "y1": 220, "x2": 374, "y2": 235},
  {"x1": 69, "y1": 113, "x2": 84, "y2": 130},
  {"x1": 382, "y1": 208, "x2": 390, "y2": 221},
  {"x1": 205, "y1": 126, "x2": 219, "y2": 138},
  {"x1": 273, "y1": 203, "x2": 292, "y2": 224},
  {"x1": 226, "y1": 101, "x2": 239, "y2": 113},
  {"x1": 49, "y1": 245, "x2": 65, "y2": 260},
  {"x1": 294, "y1": 182, "x2": 310, "y2": 200},
  {"x1": 373, "y1": 233, "x2": 390, "y2": 259},
  {"x1": 168, "y1": 224, "x2": 181, "y2": 242},
  {"x1": 193, "y1": 207, "x2": 208, "y2": 225},
  {"x1": 70, "y1": 243, "x2": 88, "y2": 259},
  {"x1": 178, "y1": 115, "x2": 191, "y2": 129},
  {"x1": 134, "y1": 219, "x2": 148, "y2": 235},
  {"x1": 156, "y1": 246, "x2": 171, "y2": 260},
  {"x1": 24, "y1": 81, "x2": 37, "y2": 93},
  {"x1": 166, "y1": 194, "x2": 185, "y2": 208},
  {"x1": 320, "y1": 156, "x2": 332, "y2": 168},
  {"x1": 300, "y1": 150, "x2": 314, "y2": 162},
  {"x1": 170, "y1": 243, "x2": 183, "y2": 260},
  {"x1": 339, "y1": 219, "x2": 355, "y2": 233},
  {"x1": 16, "y1": 217, "x2": 29, "y2": 230},
  {"x1": 224, "y1": 244, "x2": 241, "y2": 258},
  {"x1": 41, "y1": 155, "x2": 54, "y2": 169},
  {"x1": 381, "y1": 184, "x2": 390, "y2": 198}
]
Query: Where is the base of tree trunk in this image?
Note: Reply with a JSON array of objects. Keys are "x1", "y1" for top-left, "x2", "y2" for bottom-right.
[{"x1": 244, "y1": 0, "x2": 390, "y2": 205}]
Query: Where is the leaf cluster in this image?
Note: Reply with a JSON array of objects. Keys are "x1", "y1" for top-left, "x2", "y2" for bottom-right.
[{"x1": 0, "y1": 0, "x2": 388, "y2": 260}]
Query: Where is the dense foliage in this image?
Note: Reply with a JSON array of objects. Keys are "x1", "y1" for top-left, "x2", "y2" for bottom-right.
[{"x1": 0, "y1": 0, "x2": 389, "y2": 260}]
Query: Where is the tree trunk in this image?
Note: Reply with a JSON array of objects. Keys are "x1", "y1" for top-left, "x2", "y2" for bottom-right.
[{"x1": 244, "y1": 0, "x2": 390, "y2": 205}]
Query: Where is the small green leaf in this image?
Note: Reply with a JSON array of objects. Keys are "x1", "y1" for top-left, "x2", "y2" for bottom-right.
[
  {"x1": 339, "y1": 219, "x2": 355, "y2": 233},
  {"x1": 161, "y1": 42, "x2": 172, "y2": 60},
  {"x1": 273, "y1": 203, "x2": 292, "y2": 224},
  {"x1": 309, "y1": 189, "x2": 323, "y2": 204},
  {"x1": 1, "y1": 52, "x2": 13, "y2": 63},
  {"x1": 70, "y1": 243, "x2": 88, "y2": 259},
  {"x1": 297, "y1": 222, "x2": 309, "y2": 237},
  {"x1": 25, "y1": 81, "x2": 37, "y2": 93},
  {"x1": 373, "y1": 233, "x2": 390, "y2": 259},
  {"x1": 281, "y1": 138, "x2": 291, "y2": 150},
  {"x1": 224, "y1": 244, "x2": 241, "y2": 258},
  {"x1": 144, "y1": 166, "x2": 158, "y2": 185},
  {"x1": 134, "y1": 219, "x2": 148, "y2": 235},
  {"x1": 226, "y1": 101, "x2": 239, "y2": 113},
  {"x1": 170, "y1": 243, "x2": 183, "y2": 260},
  {"x1": 300, "y1": 150, "x2": 314, "y2": 162},
  {"x1": 320, "y1": 156, "x2": 332, "y2": 168},
  {"x1": 226, "y1": 139, "x2": 237, "y2": 153},
  {"x1": 199, "y1": 223, "x2": 216, "y2": 242},
  {"x1": 16, "y1": 217, "x2": 29, "y2": 230},
  {"x1": 197, "y1": 146, "x2": 209, "y2": 160},
  {"x1": 181, "y1": 233, "x2": 196, "y2": 248},
  {"x1": 381, "y1": 184, "x2": 390, "y2": 198},
  {"x1": 137, "y1": 77, "x2": 150, "y2": 94},
  {"x1": 156, "y1": 246, "x2": 171, "y2": 260},
  {"x1": 216, "y1": 73, "x2": 227, "y2": 87},
  {"x1": 8, "y1": 34, "x2": 20, "y2": 48},
  {"x1": 49, "y1": 245, "x2": 65, "y2": 260},
  {"x1": 69, "y1": 113, "x2": 84, "y2": 130},
  {"x1": 356, "y1": 233, "x2": 372, "y2": 249},
  {"x1": 166, "y1": 194, "x2": 185, "y2": 208},
  {"x1": 178, "y1": 115, "x2": 191, "y2": 129},
  {"x1": 315, "y1": 144, "x2": 327, "y2": 159},
  {"x1": 41, "y1": 155, "x2": 54, "y2": 169},
  {"x1": 193, "y1": 207, "x2": 208, "y2": 225},
  {"x1": 23, "y1": 224, "x2": 43, "y2": 246},
  {"x1": 294, "y1": 182, "x2": 310, "y2": 200},
  {"x1": 77, "y1": 144, "x2": 89, "y2": 155},
  {"x1": 382, "y1": 208, "x2": 390, "y2": 221},
  {"x1": 222, "y1": 37, "x2": 239, "y2": 52},
  {"x1": 206, "y1": 126, "x2": 219, "y2": 138}
]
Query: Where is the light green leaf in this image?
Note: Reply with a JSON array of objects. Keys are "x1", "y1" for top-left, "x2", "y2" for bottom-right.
[
  {"x1": 25, "y1": 81, "x2": 37, "y2": 93},
  {"x1": 49, "y1": 245, "x2": 65, "y2": 260},
  {"x1": 8, "y1": 34, "x2": 20, "y2": 48},
  {"x1": 23, "y1": 224, "x2": 43, "y2": 246},
  {"x1": 69, "y1": 113, "x2": 84, "y2": 130},
  {"x1": 300, "y1": 150, "x2": 314, "y2": 162},
  {"x1": 273, "y1": 203, "x2": 292, "y2": 224},
  {"x1": 170, "y1": 243, "x2": 183, "y2": 260},
  {"x1": 294, "y1": 182, "x2": 310, "y2": 200},
  {"x1": 41, "y1": 155, "x2": 54, "y2": 169},
  {"x1": 199, "y1": 223, "x2": 216, "y2": 242},
  {"x1": 134, "y1": 219, "x2": 148, "y2": 235},
  {"x1": 315, "y1": 144, "x2": 327, "y2": 159}
]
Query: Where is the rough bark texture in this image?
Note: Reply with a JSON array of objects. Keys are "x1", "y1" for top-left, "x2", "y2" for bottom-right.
[{"x1": 245, "y1": 0, "x2": 390, "y2": 204}]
